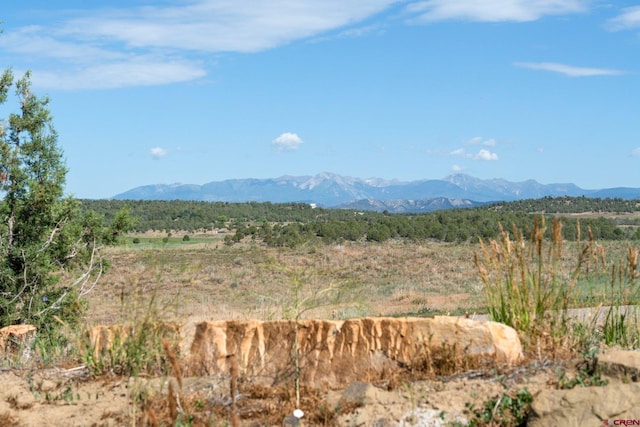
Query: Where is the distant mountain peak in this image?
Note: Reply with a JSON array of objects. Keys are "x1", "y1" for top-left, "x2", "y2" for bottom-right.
[
  {"x1": 445, "y1": 173, "x2": 482, "y2": 186},
  {"x1": 112, "y1": 172, "x2": 640, "y2": 211}
]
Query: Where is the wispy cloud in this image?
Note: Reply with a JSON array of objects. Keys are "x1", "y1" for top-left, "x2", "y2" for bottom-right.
[
  {"x1": 0, "y1": 1, "x2": 397, "y2": 90},
  {"x1": 607, "y1": 6, "x2": 640, "y2": 31},
  {"x1": 514, "y1": 62, "x2": 625, "y2": 77},
  {"x1": 36, "y1": 59, "x2": 206, "y2": 91},
  {"x1": 150, "y1": 147, "x2": 169, "y2": 159},
  {"x1": 406, "y1": 0, "x2": 588, "y2": 23},
  {"x1": 60, "y1": 1, "x2": 397, "y2": 53},
  {"x1": 465, "y1": 136, "x2": 497, "y2": 147},
  {"x1": 449, "y1": 146, "x2": 499, "y2": 161},
  {"x1": 312, "y1": 23, "x2": 387, "y2": 43},
  {"x1": 450, "y1": 148, "x2": 470, "y2": 158},
  {"x1": 272, "y1": 132, "x2": 304, "y2": 152},
  {"x1": 631, "y1": 147, "x2": 640, "y2": 157}
]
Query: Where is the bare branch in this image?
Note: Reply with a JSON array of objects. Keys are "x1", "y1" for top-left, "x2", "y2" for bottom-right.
[
  {"x1": 34, "y1": 238, "x2": 104, "y2": 319},
  {"x1": 38, "y1": 216, "x2": 70, "y2": 254}
]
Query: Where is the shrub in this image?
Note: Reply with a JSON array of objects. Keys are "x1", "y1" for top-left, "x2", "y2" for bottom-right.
[
  {"x1": 475, "y1": 216, "x2": 640, "y2": 352},
  {"x1": 474, "y1": 217, "x2": 588, "y2": 345},
  {"x1": 466, "y1": 388, "x2": 533, "y2": 426}
]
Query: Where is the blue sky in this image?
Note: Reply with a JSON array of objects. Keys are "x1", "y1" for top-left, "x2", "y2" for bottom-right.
[{"x1": 1, "y1": 1, "x2": 640, "y2": 199}]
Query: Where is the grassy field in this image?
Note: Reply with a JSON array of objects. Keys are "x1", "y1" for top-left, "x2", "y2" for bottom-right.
[
  {"x1": 84, "y1": 235, "x2": 637, "y2": 328},
  {"x1": 85, "y1": 238, "x2": 487, "y2": 325}
]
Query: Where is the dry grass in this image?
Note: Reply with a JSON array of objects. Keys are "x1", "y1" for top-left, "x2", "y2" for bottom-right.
[
  {"x1": 85, "y1": 240, "x2": 488, "y2": 325},
  {"x1": 474, "y1": 217, "x2": 640, "y2": 355},
  {"x1": 84, "y1": 237, "x2": 638, "y2": 327},
  {"x1": 61, "y1": 235, "x2": 640, "y2": 425}
]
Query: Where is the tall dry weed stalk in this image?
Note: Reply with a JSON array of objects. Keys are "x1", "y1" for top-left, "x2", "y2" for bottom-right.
[
  {"x1": 476, "y1": 216, "x2": 640, "y2": 351},
  {"x1": 229, "y1": 354, "x2": 240, "y2": 427},
  {"x1": 602, "y1": 244, "x2": 640, "y2": 346},
  {"x1": 474, "y1": 217, "x2": 592, "y2": 345}
]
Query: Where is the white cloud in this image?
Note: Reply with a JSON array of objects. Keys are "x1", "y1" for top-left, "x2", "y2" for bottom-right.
[
  {"x1": 406, "y1": 0, "x2": 588, "y2": 23},
  {"x1": 607, "y1": 6, "x2": 640, "y2": 31},
  {"x1": 465, "y1": 136, "x2": 497, "y2": 146},
  {"x1": 483, "y1": 138, "x2": 497, "y2": 147},
  {"x1": 312, "y1": 23, "x2": 386, "y2": 43},
  {"x1": 0, "y1": 30, "x2": 205, "y2": 90},
  {"x1": 34, "y1": 59, "x2": 206, "y2": 90},
  {"x1": 631, "y1": 148, "x2": 640, "y2": 157},
  {"x1": 0, "y1": 26, "x2": 124, "y2": 61},
  {"x1": 335, "y1": 24, "x2": 386, "y2": 39},
  {"x1": 150, "y1": 147, "x2": 169, "y2": 159},
  {"x1": 452, "y1": 164, "x2": 464, "y2": 172},
  {"x1": 514, "y1": 62, "x2": 625, "y2": 77},
  {"x1": 1, "y1": 1, "x2": 398, "y2": 90},
  {"x1": 450, "y1": 143, "x2": 499, "y2": 160},
  {"x1": 449, "y1": 148, "x2": 470, "y2": 158},
  {"x1": 465, "y1": 136, "x2": 483, "y2": 145},
  {"x1": 475, "y1": 149, "x2": 499, "y2": 161},
  {"x1": 61, "y1": 1, "x2": 397, "y2": 53},
  {"x1": 272, "y1": 132, "x2": 304, "y2": 151}
]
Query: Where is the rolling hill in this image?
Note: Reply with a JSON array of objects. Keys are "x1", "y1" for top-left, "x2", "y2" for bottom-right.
[{"x1": 112, "y1": 172, "x2": 640, "y2": 213}]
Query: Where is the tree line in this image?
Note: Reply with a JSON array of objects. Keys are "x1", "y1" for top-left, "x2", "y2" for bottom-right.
[
  {"x1": 229, "y1": 210, "x2": 629, "y2": 247},
  {"x1": 490, "y1": 196, "x2": 640, "y2": 215},
  {"x1": 80, "y1": 197, "x2": 640, "y2": 247}
]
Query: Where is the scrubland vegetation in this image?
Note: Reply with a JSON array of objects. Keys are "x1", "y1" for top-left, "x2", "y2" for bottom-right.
[
  {"x1": 3, "y1": 69, "x2": 640, "y2": 425},
  {"x1": 58, "y1": 208, "x2": 638, "y2": 426},
  {"x1": 74, "y1": 201, "x2": 640, "y2": 425},
  {"x1": 85, "y1": 207, "x2": 639, "y2": 348},
  {"x1": 78, "y1": 196, "x2": 640, "y2": 363}
]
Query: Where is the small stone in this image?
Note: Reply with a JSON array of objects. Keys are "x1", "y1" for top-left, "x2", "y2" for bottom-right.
[
  {"x1": 38, "y1": 379, "x2": 58, "y2": 393},
  {"x1": 340, "y1": 382, "x2": 378, "y2": 406},
  {"x1": 371, "y1": 419, "x2": 394, "y2": 427},
  {"x1": 598, "y1": 350, "x2": 640, "y2": 382},
  {"x1": 282, "y1": 414, "x2": 301, "y2": 426}
]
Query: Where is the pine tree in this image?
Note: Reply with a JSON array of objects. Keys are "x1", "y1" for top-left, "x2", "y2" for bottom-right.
[{"x1": 0, "y1": 70, "x2": 105, "y2": 333}]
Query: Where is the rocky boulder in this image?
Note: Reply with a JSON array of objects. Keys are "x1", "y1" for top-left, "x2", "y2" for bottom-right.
[
  {"x1": 528, "y1": 350, "x2": 640, "y2": 426},
  {"x1": 598, "y1": 350, "x2": 640, "y2": 382},
  {"x1": 184, "y1": 316, "x2": 522, "y2": 389},
  {"x1": 528, "y1": 382, "x2": 640, "y2": 426}
]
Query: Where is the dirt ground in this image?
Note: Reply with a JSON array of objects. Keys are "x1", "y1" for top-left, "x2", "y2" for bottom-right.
[
  {"x1": 0, "y1": 348, "x2": 577, "y2": 426},
  {"x1": 0, "y1": 367, "x2": 130, "y2": 427}
]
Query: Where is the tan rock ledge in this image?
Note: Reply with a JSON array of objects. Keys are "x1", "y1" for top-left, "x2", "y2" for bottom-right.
[{"x1": 184, "y1": 316, "x2": 523, "y2": 389}]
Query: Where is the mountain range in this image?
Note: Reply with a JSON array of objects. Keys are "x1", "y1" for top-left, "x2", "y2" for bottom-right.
[{"x1": 112, "y1": 172, "x2": 640, "y2": 213}]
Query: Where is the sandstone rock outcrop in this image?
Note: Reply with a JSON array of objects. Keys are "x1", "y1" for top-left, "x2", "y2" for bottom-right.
[
  {"x1": 184, "y1": 316, "x2": 522, "y2": 389},
  {"x1": 86, "y1": 322, "x2": 180, "y2": 360},
  {"x1": 527, "y1": 383, "x2": 640, "y2": 427},
  {"x1": 0, "y1": 324, "x2": 37, "y2": 362},
  {"x1": 87, "y1": 324, "x2": 129, "y2": 359}
]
